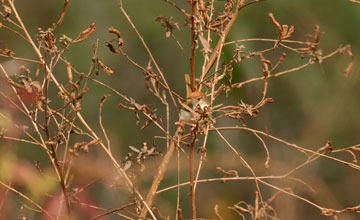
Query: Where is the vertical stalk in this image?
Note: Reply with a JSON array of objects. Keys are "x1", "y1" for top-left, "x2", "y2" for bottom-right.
[
  {"x1": 44, "y1": 60, "x2": 72, "y2": 219},
  {"x1": 189, "y1": 144, "x2": 196, "y2": 219},
  {"x1": 190, "y1": 0, "x2": 197, "y2": 92},
  {"x1": 139, "y1": 127, "x2": 182, "y2": 219},
  {"x1": 189, "y1": 131, "x2": 197, "y2": 219}
]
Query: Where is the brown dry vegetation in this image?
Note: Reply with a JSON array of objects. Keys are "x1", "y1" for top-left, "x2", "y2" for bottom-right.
[{"x1": 1, "y1": 0, "x2": 360, "y2": 219}]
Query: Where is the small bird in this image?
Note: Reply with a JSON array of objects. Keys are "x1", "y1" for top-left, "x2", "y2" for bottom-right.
[{"x1": 179, "y1": 74, "x2": 209, "y2": 123}]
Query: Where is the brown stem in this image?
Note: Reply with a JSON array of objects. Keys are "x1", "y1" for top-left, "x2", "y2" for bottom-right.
[
  {"x1": 200, "y1": 0, "x2": 250, "y2": 84},
  {"x1": 119, "y1": 0, "x2": 179, "y2": 111},
  {"x1": 50, "y1": 144, "x2": 72, "y2": 219},
  {"x1": 44, "y1": 60, "x2": 72, "y2": 219},
  {"x1": 190, "y1": 0, "x2": 196, "y2": 92},
  {"x1": 139, "y1": 127, "x2": 182, "y2": 219},
  {"x1": 7, "y1": 0, "x2": 44, "y2": 63},
  {"x1": 189, "y1": 133, "x2": 197, "y2": 219},
  {"x1": 54, "y1": 0, "x2": 70, "y2": 29}
]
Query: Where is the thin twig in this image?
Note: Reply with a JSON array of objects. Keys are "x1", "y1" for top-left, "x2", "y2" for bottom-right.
[
  {"x1": 214, "y1": 126, "x2": 360, "y2": 170},
  {"x1": 54, "y1": 0, "x2": 70, "y2": 29},
  {"x1": 0, "y1": 180, "x2": 55, "y2": 220},
  {"x1": 99, "y1": 95, "x2": 111, "y2": 150},
  {"x1": 75, "y1": 112, "x2": 157, "y2": 220},
  {"x1": 7, "y1": 0, "x2": 44, "y2": 63},
  {"x1": 139, "y1": 127, "x2": 182, "y2": 219},
  {"x1": 189, "y1": 133, "x2": 196, "y2": 219},
  {"x1": 190, "y1": 0, "x2": 196, "y2": 92},
  {"x1": 194, "y1": 124, "x2": 210, "y2": 191},
  {"x1": 200, "y1": 0, "x2": 248, "y2": 83},
  {"x1": 176, "y1": 138, "x2": 181, "y2": 220},
  {"x1": 89, "y1": 203, "x2": 135, "y2": 220},
  {"x1": 118, "y1": 0, "x2": 179, "y2": 111},
  {"x1": 214, "y1": 127, "x2": 268, "y2": 219}
]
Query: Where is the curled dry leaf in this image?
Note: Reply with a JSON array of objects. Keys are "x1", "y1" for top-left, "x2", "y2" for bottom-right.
[
  {"x1": 98, "y1": 60, "x2": 114, "y2": 75},
  {"x1": 344, "y1": 59, "x2": 354, "y2": 78},
  {"x1": 108, "y1": 27, "x2": 124, "y2": 47},
  {"x1": 54, "y1": 0, "x2": 70, "y2": 28},
  {"x1": 281, "y1": 25, "x2": 295, "y2": 39},
  {"x1": 269, "y1": 13, "x2": 295, "y2": 45},
  {"x1": 265, "y1": 97, "x2": 274, "y2": 103},
  {"x1": 105, "y1": 42, "x2": 120, "y2": 54},
  {"x1": 72, "y1": 23, "x2": 96, "y2": 43}
]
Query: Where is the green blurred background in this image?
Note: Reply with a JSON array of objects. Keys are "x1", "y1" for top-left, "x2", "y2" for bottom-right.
[{"x1": 1, "y1": 0, "x2": 360, "y2": 219}]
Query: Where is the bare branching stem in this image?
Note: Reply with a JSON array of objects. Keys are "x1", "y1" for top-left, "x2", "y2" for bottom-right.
[
  {"x1": 7, "y1": 0, "x2": 44, "y2": 63},
  {"x1": 200, "y1": 0, "x2": 247, "y2": 84},
  {"x1": 119, "y1": 0, "x2": 179, "y2": 111},
  {"x1": 140, "y1": 127, "x2": 182, "y2": 219},
  {"x1": 1, "y1": 0, "x2": 358, "y2": 219}
]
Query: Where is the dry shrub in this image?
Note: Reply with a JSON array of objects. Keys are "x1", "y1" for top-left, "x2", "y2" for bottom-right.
[{"x1": 0, "y1": 0, "x2": 359, "y2": 219}]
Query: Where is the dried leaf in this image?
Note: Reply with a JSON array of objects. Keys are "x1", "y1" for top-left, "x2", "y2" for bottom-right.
[
  {"x1": 72, "y1": 23, "x2": 96, "y2": 43},
  {"x1": 135, "y1": 111, "x2": 140, "y2": 125},
  {"x1": 156, "y1": 15, "x2": 180, "y2": 38},
  {"x1": 123, "y1": 161, "x2": 132, "y2": 171},
  {"x1": 166, "y1": 31, "x2": 171, "y2": 38},
  {"x1": 144, "y1": 76, "x2": 153, "y2": 93},
  {"x1": 55, "y1": 0, "x2": 70, "y2": 28},
  {"x1": 282, "y1": 25, "x2": 295, "y2": 39},
  {"x1": 268, "y1": 13, "x2": 282, "y2": 32},
  {"x1": 105, "y1": 42, "x2": 119, "y2": 54},
  {"x1": 281, "y1": 25, "x2": 289, "y2": 38},
  {"x1": 314, "y1": 24, "x2": 321, "y2": 44},
  {"x1": 129, "y1": 145, "x2": 140, "y2": 153},
  {"x1": 3, "y1": 4, "x2": 11, "y2": 18},
  {"x1": 141, "y1": 119, "x2": 152, "y2": 130},
  {"x1": 344, "y1": 59, "x2": 353, "y2": 77},
  {"x1": 66, "y1": 62, "x2": 73, "y2": 82},
  {"x1": 98, "y1": 60, "x2": 114, "y2": 75},
  {"x1": 199, "y1": 34, "x2": 212, "y2": 53},
  {"x1": 108, "y1": 27, "x2": 124, "y2": 46}
]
